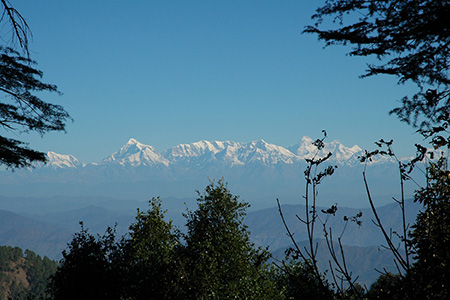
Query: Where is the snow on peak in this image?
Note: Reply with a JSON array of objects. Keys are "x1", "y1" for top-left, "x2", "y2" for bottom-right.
[
  {"x1": 43, "y1": 151, "x2": 84, "y2": 169},
  {"x1": 164, "y1": 140, "x2": 241, "y2": 159},
  {"x1": 241, "y1": 139, "x2": 297, "y2": 165},
  {"x1": 126, "y1": 138, "x2": 140, "y2": 145},
  {"x1": 162, "y1": 138, "x2": 365, "y2": 166},
  {"x1": 103, "y1": 138, "x2": 169, "y2": 167},
  {"x1": 289, "y1": 136, "x2": 362, "y2": 164},
  {"x1": 31, "y1": 137, "x2": 384, "y2": 171},
  {"x1": 163, "y1": 139, "x2": 297, "y2": 166}
]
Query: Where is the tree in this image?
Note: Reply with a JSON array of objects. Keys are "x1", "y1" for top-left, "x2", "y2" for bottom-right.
[
  {"x1": 48, "y1": 199, "x2": 184, "y2": 300},
  {"x1": 303, "y1": 0, "x2": 450, "y2": 298},
  {"x1": 48, "y1": 183, "x2": 285, "y2": 300},
  {"x1": 23, "y1": 249, "x2": 58, "y2": 299},
  {"x1": 0, "y1": 2, "x2": 70, "y2": 168},
  {"x1": 120, "y1": 197, "x2": 184, "y2": 300},
  {"x1": 182, "y1": 180, "x2": 281, "y2": 300},
  {"x1": 366, "y1": 273, "x2": 404, "y2": 300},
  {"x1": 48, "y1": 223, "x2": 121, "y2": 300},
  {"x1": 406, "y1": 157, "x2": 450, "y2": 299},
  {"x1": 273, "y1": 257, "x2": 334, "y2": 300},
  {"x1": 304, "y1": 0, "x2": 450, "y2": 149}
]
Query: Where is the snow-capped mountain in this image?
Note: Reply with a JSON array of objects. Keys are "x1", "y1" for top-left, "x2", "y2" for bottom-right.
[
  {"x1": 288, "y1": 136, "x2": 363, "y2": 165},
  {"x1": 28, "y1": 137, "x2": 402, "y2": 170},
  {"x1": 235, "y1": 139, "x2": 298, "y2": 165},
  {"x1": 1, "y1": 137, "x2": 416, "y2": 208},
  {"x1": 38, "y1": 152, "x2": 84, "y2": 169},
  {"x1": 164, "y1": 140, "x2": 244, "y2": 166},
  {"x1": 164, "y1": 139, "x2": 299, "y2": 167},
  {"x1": 102, "y1": 138, "x2": 169, "y2": 167}
]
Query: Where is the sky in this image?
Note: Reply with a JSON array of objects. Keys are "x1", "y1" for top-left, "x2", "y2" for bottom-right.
[{"x1": 8, "y1": 0, "x2": 423, "y2": 163}]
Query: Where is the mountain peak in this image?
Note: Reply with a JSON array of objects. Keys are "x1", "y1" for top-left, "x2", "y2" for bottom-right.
[
  {"x1": 126, "y1": 138, "x2": 140, "y2": 145},
  {"x1": 103, "y1": 139, "x2": 169, "y2": 167},
  {"x1": 124, "y1": 138, "x2": 148, "y2": 150},
  {"x1": 251, "y1": 139, "x2": 268, "y2": 146}
]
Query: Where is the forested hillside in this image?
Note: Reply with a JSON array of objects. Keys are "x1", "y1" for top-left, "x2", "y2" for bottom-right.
[{"x1": 0, "y1": 246, "x2": 57, "y2": 300}]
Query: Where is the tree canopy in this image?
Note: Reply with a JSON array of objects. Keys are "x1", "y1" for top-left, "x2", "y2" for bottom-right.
[
  {"x1": 304, "y1": 0, "x2": 450, "y2": 147},
  {"x1": 0, "y1": 1, "x2": 70, "y2": 168},
  {"x1": 48, "y1": 182, "x2": 282, "y2": 300},
  {"x1": 120, "y1": 197, "x2": 184, "y2": 300},
  {"x1": 48, "y1": 223, "x2": 120, "y2": 300},
  {"x1": 182, "y1": 180, "x2": 280, "y2": 299}
]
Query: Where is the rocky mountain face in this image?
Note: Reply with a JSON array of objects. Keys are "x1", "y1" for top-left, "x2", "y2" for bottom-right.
[{"x1": 0, "y1": 137, "x2": 417, "y2": 208}]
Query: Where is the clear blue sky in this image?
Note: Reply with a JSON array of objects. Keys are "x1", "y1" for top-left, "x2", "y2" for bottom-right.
[{"x1": 12, "y1": 0, "x2": 422, "y2": 163}]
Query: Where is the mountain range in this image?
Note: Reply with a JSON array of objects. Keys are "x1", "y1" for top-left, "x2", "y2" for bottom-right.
[
  {"x1": 0, "y1": 137, "x2": 422, "y2": 208},
  {"x1": 37, "y1": 137, "x2": 378, "y2": 169}
]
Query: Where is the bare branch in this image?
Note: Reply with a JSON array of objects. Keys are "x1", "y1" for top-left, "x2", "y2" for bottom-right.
[{"x1": 0, "y1": 0, "x2": 31, "y2": 56}]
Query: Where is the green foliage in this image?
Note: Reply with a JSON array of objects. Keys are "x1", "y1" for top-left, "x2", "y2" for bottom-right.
[
  {"x1": 182, "y1": 180, "x2": 281, "y2": 299},
  {"x1": 47, "y1": 223, "x2": 120, "y2": 300},
  {"x1": 120, "y1": 197, "x2": 184, "y2": 300},
  {"x1": 406, "y1": 157, "x2": 450, "y2": 299},
  {"x1": 273, "y1": 258, "x2": 334, "y2": 300},
  {"x1": 48, "y1": 199, "x2": 184, "y2": 300},
  {"x1": 48, "y1": 182, "x2": 285, "y2": 300},
  {"x1": 362, "y1": 156, "x2": 450, "y2": 300},
  {"x1": 24, "y1": 250, "x2": 58, "y2": 299},
  {"x1": 366, "y1": 273, "x2": 403, "y2": 300},
  {"x1": 8, "y1": 280, "x2": 26, "y2": 300},
  {"x1": 0, "y1": 246, "x2": 22, "y2": 271}
]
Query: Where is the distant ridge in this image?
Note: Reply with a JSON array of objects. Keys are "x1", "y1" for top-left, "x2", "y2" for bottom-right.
[{"x1": 39, "y1": 137, "x2": 375, "y2": 169}]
